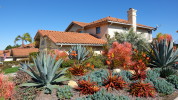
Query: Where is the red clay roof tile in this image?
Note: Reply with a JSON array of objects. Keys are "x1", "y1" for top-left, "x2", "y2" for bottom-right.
[
  {"x1": 37, "y1": 30, "x2": 106, "y2": 45},
  {"x1": 11, "y1": 48, "x2": 38, "y2": 57}
]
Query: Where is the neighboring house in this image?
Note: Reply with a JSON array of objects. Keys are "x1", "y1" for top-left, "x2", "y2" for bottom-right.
[
  {"x1": 0, "y1": 43, "x2": 39, "y2": 61},
  {"x1": 0, "y1": 50, "x2": 13, "y2": 62},
  {"x1": 65, "y1": 8, "x2": 155, "y2": 42},
  {"x1": 34, "y1": 30, "x2": 106, "y2": 54},
  {"x1": 10, "y1": 48, "x2": 38, "y2": 61},
  {"x1": 34, "y1": 8, "x2": 155, "y2": 53}
]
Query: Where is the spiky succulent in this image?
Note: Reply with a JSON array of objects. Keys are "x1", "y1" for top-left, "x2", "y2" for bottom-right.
[
  {"x1": 68, "y1": 45, "x2": 89, "y2": 63},
  {"x1": 19, "y1": 52, "x2": 70, "y2": 94},
  {"x1": 147, "y1": 39, "x2": 178, "y2": 68}
]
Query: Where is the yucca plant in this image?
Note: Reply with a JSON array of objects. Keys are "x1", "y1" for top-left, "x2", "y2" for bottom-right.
[
  {"x1": 147, "y1": 39, "x2": 178, "y2": 68},
  {"x1": 19, "y1": 52, "x2": 70, "y2": 94},
  {"x1": 68, "y1": 45, "x2": 89, "y2": 63}
]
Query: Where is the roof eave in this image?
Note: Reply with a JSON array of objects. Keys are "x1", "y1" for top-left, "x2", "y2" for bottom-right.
[
  {"x1": 56, "y1": 43, "x2": 105, "y2": 46},
  {"x1": 108, "y1": 21, "x2": 155, "y2": 30}
]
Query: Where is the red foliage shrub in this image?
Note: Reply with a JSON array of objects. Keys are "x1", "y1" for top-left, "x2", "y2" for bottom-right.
[
  {"x1": 157, "y1": 34, "x2": 172, "y2": 42},
  {"x1": 130, "y1": 82, "x2": 156, "y2": 98},
  {"x1": 107, "y1": 42, "x2": 133, "y2": 69},
  {"x1": 68, "y1": 64, "x2": 87, "y2": 76},
  {"x1": 132, "y1": 50, "x2": 150, "y2": 66},
  {"x1": 76, "y1": 79, "x2": 100, "y2": 95},
  {"x1": 103, "y1": 72, "x2": 127, "y2": 90},
  {"x1": 131, "y1": 60, "x2": 147, "y2": 80},
  {"x1": 0, "y1": 74, "x2": 15, "y2": 99}
]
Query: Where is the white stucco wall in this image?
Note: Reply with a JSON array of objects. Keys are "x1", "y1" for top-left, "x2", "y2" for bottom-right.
[
  {"x1": 108, "y1": 24, "x2": 128, "y2": 38},
  {"x1": 108, "y1": 24, "x2": 152, "y2": 42}
]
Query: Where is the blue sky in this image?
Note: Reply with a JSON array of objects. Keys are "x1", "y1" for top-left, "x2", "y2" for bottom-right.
[{"x1": 0, "y1": 0, "x2": 178, "y2": 50}]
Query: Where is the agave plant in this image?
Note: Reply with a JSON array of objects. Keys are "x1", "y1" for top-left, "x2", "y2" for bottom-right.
[
  {"x1": 19, "y1": 52, "x2": 70, "y2": 94},
  {"x1": 68, "y1": 45, "x2": 89, "y2": 63},
  {"x1": 147, "y1": 39, "x2": 178, "y2": 68}
]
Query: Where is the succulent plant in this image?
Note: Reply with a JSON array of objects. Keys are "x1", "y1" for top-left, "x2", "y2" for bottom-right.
[
  {"x1": 147, "y1": 39, "x2": 178, "y2": 68},
  {"x1": 19, "y1": 52, "x2": 70, "y2": 94},
  {"x1": 113, "y1": 70, "x2": 132, "y2": 83},
  {"x1": 152, "y1": 79, "x2": 175, "y2": 95},
  {"x1": 68, "y1": 45, "x2": 89, "y2": 63},
  {"x1": 146, "y1": 70, "x2": 160, "y2": 81},
  {"x1": 81, "y1": 69, "x2": 108, "y2": 86},
  {"x1": 57, "y1": 85, "x2": 73, "y2": 99},
  {"x1": 166, "y1": 75, "x2": 178, "y2": 89},
  {"x1": 76, "y1": 89, "x2": 129, "y2": 100},
  {"x1": 160, "y1": 67, "x2": 177, "y2": 78}
]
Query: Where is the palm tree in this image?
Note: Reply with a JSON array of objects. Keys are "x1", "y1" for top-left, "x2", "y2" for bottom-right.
[{"x1": 14, "y1": 33, "x2": 32, "y2": 47}]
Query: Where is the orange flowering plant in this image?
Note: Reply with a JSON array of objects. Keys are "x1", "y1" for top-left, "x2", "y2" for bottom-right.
[{"x1": 49, "y1": 49, "x2": 68, "y2": 61}]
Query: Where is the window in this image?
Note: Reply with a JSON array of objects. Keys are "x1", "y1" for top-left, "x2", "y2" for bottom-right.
[
  {"x1": 123, "y1": 27, "x2": 127, "y2": 30},
  {"x1": 79, "y1": 31, "x2": 82, "y2": 33},
  {"x1": 96, "y1": 27, "x2": 100, "y2": 34}
]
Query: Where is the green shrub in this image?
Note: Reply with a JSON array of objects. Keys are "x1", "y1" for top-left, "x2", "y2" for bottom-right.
[
  {"x1": 152, "y1": 68, "x2": 161, "y2": 73},
  {"x1": 113, "y1": 70, "x2": 132, "y2": 83},
  {"x1": 81, "y1": 69, "x2": 108, "y2": 86},
  {"x1": 147, "y1": 70, "x2": 160, "y2": 81},
  {"x1": 61, "y1": 60, "x2": 75, "y2": 68},
  {"x1": 160, "y1": 68, "x2": 177, "y2": 78},
  {"x1": 76, "y1": 89, "x2": 129, "y2": 100},
  {"x1": 166, "y1": 75, "x2": 178, "y2": 89},
  {"x1": 83, "y1": 56, "x2": 105, "y2": 68},
  {"x1": 2, "y1": 61, "x2": 20, "y2": 69},
  {"x1": 57, "y1": 85, "x2": 73, "y2": 99},
  {"x1": 3, "y1": 67, "x2": 19, "y2": 74},
  {"x1": 152, "y1": 79, "x2": 175, "y2": 95}
]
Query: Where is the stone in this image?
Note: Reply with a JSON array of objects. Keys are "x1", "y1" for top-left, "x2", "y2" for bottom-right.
[
  {"x1": 113, "y1": 69, "x2": 121, "y2": 73},
  {"x1": 68, "y1": 80, "x2": 78, "y2": 88}
]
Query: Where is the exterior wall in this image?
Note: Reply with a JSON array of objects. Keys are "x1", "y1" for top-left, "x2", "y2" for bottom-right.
[
  {"x1": 108, "y1": 24, "x2": 129, "y2": 38},
  {"x1": 84, "y1": 24, "x2": 108, "y2": 39},
  {"x1": 108, "y1": 24, "x2": 152, "y2": 42},
  {"x1": 67, "y1": 24, "x2": 82, "y2": 32}
]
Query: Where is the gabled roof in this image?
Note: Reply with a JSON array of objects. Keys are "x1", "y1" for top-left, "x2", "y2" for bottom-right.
[
  {"x1": 0, "y1": 50, "x2": 11, "y2": 57},
  {"x1": 66, "y1": 16, "x2": 154, "y2": 30},
  {"x1": 37, "y1": 30, "x2": 106, "y2": 45},
  {"x1": 11, "y1": 48, "x2": 39, "y2": 57}
]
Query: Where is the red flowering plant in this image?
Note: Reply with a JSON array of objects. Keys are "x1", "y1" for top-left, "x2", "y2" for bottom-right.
[
  {"x1": 49, "y1": 49, "x2": 68, "y2": 61},
  {"x1": 106, "y1": 42, "x2": 133, "y2": 69},
  {"x1": 157, "y1": 33, "x2": 172, "y2": 42},
  {"x1": 0, "y1": 73, "x2": 15, "y2": 99}
]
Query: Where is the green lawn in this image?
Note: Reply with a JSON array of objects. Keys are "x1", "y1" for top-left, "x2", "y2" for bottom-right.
[{"x1": 3, "y1": 67, "x2": 19, "y2": 74}]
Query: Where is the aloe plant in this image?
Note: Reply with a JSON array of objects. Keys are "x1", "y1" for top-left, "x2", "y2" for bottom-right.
[
  {"x1": 147, "y1": 39, "x2": 178, "y2": 68},
  {"x1": 19, "y1": 52, "x2": 70, "y2": 94},
  {"x1": 68, "y1": 45, "x2": 89, "y2": 63}
]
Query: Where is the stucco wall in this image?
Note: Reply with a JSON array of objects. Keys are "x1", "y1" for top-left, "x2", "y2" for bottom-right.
[
  {"x1": 67, "y1": 24, "x2": 82, "y2": 32},
  {"x1": 108, "y1": 24, "x2": 129, "y2": 38},
  {"x1": 85, "y1": 24, "x2": 108, "y2": 39},
  {"x1": 108, "y1": 24, "x2": 152, "y2": 42}
]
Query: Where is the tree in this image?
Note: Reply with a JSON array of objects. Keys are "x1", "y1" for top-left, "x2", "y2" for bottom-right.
[
  {"x1": 5, "y1": 44, "x2": 21, "y2": 50},
  {"x1": 114, "y1": 29, "x2": 148, "y2": 51},
  {"x1": 14, "y1": 33, "x2": 32, "y2": 46}
]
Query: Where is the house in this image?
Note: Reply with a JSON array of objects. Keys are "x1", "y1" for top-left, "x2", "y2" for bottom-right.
[
  {"x1": 34, "y1": 30, "x2": 106, "y2": 54},
  {"x1": 65, "y1": 8, "x2": 155, "y2": 42},
  {"x1": 0, "y1": 43, "x2": 39, "y2": 61},
  {"x1": 35, "y1": 8, "x2": 155, "y2": 53}
]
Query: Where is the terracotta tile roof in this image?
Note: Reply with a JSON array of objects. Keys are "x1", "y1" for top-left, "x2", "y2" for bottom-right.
[
  {"x1": 37, "y1": 30, "x2": 106, "y2": 45},
  {"x1": 11, "y1": 48, "x2": 39, "y2": 57},
  {"x1": 0, "y1": 50, "x2": 11, "y2": 57},
  {"x1": 72, "y1": 16, "x2": 154, "y2": 29},
  {"x1": 72, "y1": 21, "x2": 89, "y2": 27},
  {"x1": 22, "y1": 43, "x2": 35, "y2": 48}
]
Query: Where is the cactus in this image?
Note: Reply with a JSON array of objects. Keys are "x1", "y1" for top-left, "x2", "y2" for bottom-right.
[
  {"x1": 19, "y1": 52, "x2": 70, "y2": 94},
  {"x1": 147, "y1": 40, "x2": 178, "y2": 68}
]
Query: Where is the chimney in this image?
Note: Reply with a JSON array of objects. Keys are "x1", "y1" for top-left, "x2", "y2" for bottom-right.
[{"x1": 127, "y1": 8, "x2": 137, "y2": 32}]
